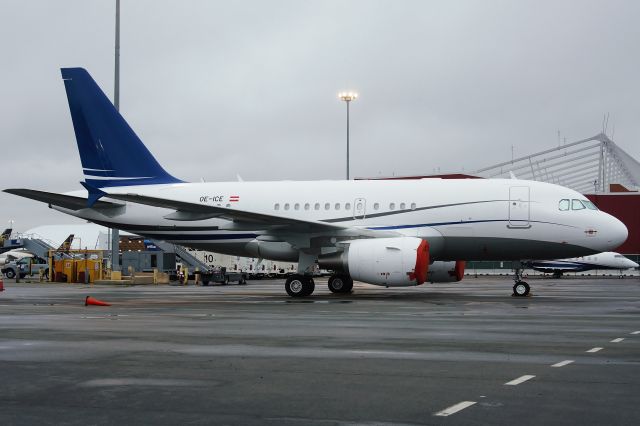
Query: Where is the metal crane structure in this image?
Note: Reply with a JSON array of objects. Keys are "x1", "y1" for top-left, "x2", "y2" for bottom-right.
[{"x1": 474, "y1": 133, "x2": 640, "y2": 194}]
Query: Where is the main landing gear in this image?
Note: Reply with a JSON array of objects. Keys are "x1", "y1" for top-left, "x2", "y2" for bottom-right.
[
  {"x1": 327, "y1": 274, "x2": 353, "y2": 294},
  {"x1": 285, "y1": 274, "x2": 315, "y2": 297},
  {"x1": 512, "y1": 267, "x2": 530, "y2": 297}
]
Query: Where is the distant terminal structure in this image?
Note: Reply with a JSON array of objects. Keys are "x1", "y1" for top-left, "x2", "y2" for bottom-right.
[{"x1": 474, "y1": 133, "x2": 639, "y2": 194}]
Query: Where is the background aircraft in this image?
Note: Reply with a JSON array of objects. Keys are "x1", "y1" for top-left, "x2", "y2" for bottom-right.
[
  {"x1": 0, "y1": 234, "x2": 74, "y2": 266},
  {"x1": 0, "y1": 249, "x2": 33, "y2": 266},
  {"x1": 527, "y1": 252, "x2": 638, "y2": 277}
]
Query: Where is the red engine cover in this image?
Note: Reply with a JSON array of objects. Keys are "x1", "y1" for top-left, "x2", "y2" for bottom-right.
[
  {"x1": 410, "y1": 240, "x2": 430, "y2": 284},
  {"x1": 454, "y1": 260, "x2": 465, "y2": 281}
]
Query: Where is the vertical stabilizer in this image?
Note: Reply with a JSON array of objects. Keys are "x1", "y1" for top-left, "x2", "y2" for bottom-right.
[{"x1": 61, "y1": 67, "x2": 182, "y2": 188}]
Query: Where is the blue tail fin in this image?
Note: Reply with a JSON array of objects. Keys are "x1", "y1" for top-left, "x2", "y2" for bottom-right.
[{"x1": 61, "y1": 67, "x2": 182, "y2": 188}]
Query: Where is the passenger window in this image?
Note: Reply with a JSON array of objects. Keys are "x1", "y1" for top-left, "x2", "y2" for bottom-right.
[
  {"x1": 335, "y1": 203, "x2": 341, "y2": 210},
  {"x1": 274, "y1": 203, "x2": 280, "y2": 210},
  {"x1": 558, "y1": 199, "x2": 570, "y2": 211},
  {"x1": 284, "y1": 203, "x2": 290, "y2": 211},
  {"x1": 314, "y1": 203, "x2": 320, "y2": 210},
  {"x1": 571, "y1": 199, "x2": 585, "y2": 210},
  {"x1": 345, "y1": 203, "x2": 351, "y2": 210},
  {"x1": 374, "y1": 202, "x2": 380, "y2": 210},
  {"x1": 400, "y1": 203, "x2": 406, "y2": 209},
  {"x1": 294, "y1": 203, "x2": 300, "y2": 210},
  {"x1": 390, "y1": 203, "x2": 395, "y2": 210},
  {"x1": 226, "y1": 204, "x2": 231, "y2": 208},
  {"x1": 325, "y1": 203, "x2": 330, "y2": 210},
  {"x1": 411, "y1": 203, "x2": 416, "y2": 210},
  {"x1": 304, "y1": 203, "x2": 310, "y2": 210}
]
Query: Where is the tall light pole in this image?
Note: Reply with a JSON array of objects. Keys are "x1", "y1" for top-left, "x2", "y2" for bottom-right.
[
  {"x1": 111, "y1": 0, "x2": 121, "y2": 273},
  {"x1": 338, "y1": 91, "x2": 357, "y2": 180}
]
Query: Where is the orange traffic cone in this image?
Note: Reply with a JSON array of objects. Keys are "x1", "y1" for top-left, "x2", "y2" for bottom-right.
[
  {"x1": 85, "y1": 296, "x2": 111, "y2": 306},
  {"x1": 0, "y1": 276, "x2": 4, "y2": 292}
]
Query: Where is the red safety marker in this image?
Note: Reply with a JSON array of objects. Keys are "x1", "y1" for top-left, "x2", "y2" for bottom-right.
[{"x1": 85, "y1": 296, "x2": 111, "y2": 306}]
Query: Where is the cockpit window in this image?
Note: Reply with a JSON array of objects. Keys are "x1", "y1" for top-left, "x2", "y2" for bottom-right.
[
  {"x1": 614, "y1": 254, "x2": 623, "y2": 258},
  {"x1": 582, "y1": 200, "x2": 598, "y2": 210},
  {"x1": 558, "y1": 199, "x2": 570, "y2": 211},
  {"x1": 571, "y1": 199, "x2": 586, "y2": 210}
]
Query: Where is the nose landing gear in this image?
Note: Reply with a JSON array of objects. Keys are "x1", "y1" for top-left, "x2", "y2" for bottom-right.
[{"x1": 512, "y1": 267, "x2": 530, "y2": 297}]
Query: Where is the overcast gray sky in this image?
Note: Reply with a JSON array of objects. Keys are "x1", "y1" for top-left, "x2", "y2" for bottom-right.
[{"x1": 1, "y1": 0, "x2": 639, "y2": 232}]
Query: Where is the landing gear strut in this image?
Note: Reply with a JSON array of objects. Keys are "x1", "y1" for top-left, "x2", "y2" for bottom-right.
[
  {"x1": 328, "y1": 274, "x2": 353, "y2": 294},
  {"x1": 285, "y1": 274, "x2": 315, "y2": 297},
  {"x1": 512, "y1": 267, "x2": 530, "y2": 297}
]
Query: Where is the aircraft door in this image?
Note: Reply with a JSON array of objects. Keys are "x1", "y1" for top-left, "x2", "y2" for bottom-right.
[
  {"x1": 353, "y1": 198, "x2": 366, "y2": 219},
  {"x1": 508, "y1": 186, "x2": 530, "y2": 228}
]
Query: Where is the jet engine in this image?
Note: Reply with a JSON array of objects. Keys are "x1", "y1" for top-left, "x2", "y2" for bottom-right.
[
  {"x1": 318, "y1": 237, "x2": 429, "y2": 287},
  {"x1": 427, "y1": 261, "x2": 466, "y2": 283}
]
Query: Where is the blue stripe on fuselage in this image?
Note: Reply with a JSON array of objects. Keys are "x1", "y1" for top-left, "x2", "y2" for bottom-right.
[{"x1": 366, "y1": 219, "x2": 575, "y2": 231}]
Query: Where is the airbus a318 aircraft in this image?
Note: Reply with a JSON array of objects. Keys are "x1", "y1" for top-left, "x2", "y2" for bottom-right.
[{"x1": 4, "y1": 68, "x2": 629, "y2": 297}]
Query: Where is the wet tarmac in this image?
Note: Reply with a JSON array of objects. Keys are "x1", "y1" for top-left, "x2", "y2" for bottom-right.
[{"x1": 0, "y1": 276, "x2": 639, "y2": 425}]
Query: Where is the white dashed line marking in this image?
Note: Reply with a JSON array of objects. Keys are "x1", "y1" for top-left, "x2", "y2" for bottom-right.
[
  {"x1": 434, "y1": 401, "x2": 477, "y2": 416},
  {"x1": 610, "y1": 338, "x2": 624, "y2": 343},
  {"x1": 505, "y1": 375, "x2": 536, "y2": 386},
  {"x1": 586, "y1": 347, "x2": 603, "y2": 353},
  {"x1": 631, "y1": 331, "x2": 640, "y2": 335},
  {"x1": 551, "y1": 360, "x2": 574, "y2": 368}
]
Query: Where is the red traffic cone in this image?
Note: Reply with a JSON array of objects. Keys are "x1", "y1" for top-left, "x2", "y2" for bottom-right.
[
  {"x1": 0, "y1": 276, "x2": 4, "y2": 292},
  {"x1": 85, "y1": 296, "x2": 111, "y2": 306}
]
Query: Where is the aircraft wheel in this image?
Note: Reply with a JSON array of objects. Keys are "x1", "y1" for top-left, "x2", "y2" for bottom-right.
[
  {"x1": 328, "y1": 274, "x2": 353, "y2": 293},
  {"x1": 286, "y1": 275, "x2": 315, "y2": 297},
  {"x1": 513, "y1": 281, "x2": 530, "y2": 297}
]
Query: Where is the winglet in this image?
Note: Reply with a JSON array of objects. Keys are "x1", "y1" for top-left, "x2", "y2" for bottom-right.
[{"x1": 80, "y1": 181, "x2": 107, "y2": 207}]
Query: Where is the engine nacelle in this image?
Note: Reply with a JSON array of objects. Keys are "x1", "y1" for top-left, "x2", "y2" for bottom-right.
[
  {"x1": 318, "y1": 237, "x2": 429, "y2": 287},
  {"x1": 427, "y1": 260, "x2": 466, "y2": 283}
]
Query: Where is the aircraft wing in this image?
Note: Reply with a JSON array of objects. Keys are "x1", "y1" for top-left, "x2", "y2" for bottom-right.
[
  {"x1": 104, "y1": 192, "x2": 398, "y2": 239},
  {"x1": 4, "y1": 189, "x2": 123, "y2": 210}
]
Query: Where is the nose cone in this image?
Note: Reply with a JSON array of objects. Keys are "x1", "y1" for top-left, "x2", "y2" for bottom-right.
[
  {"x1": 605, "y1": 214, "x2": 628, "y2": 250},
  {"x1": 628, "y1": 259, "x2": 640, "y2": 269}
]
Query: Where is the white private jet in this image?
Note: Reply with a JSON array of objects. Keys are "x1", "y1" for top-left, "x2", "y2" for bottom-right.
[
  {"x1": 4, "y1": 68, "x2": 628, "y2": 297},
  {"x1": 527, "y1": 252, "x2": 638, "y2": 277}
]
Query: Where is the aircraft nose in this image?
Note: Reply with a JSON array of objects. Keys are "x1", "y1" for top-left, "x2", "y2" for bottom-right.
[{"x1": 604, "y1": 214, "x2": 628, "y2": 249}]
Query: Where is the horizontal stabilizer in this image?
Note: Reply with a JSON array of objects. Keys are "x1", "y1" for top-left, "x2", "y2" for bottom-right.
[{"x1": 3, "y1": 189, "x2": 123, "y2": 211}]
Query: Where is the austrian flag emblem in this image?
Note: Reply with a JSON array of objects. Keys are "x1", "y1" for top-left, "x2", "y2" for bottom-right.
[{"x1": 229, "y1": 195, "x2": 240, "y2": 202}]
